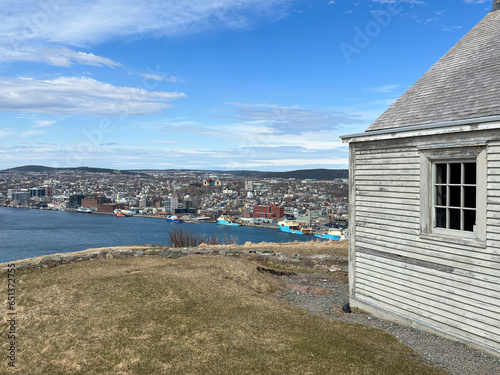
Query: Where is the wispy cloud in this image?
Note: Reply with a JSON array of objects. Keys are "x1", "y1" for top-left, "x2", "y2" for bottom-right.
[
  {"x1": 222, "y1": 103, "x2": 363, "y2": 135},
  {"x1": 0, "y1": 129, "x2": 16, "y2": 138},
  {"x1": 32, "y1": 119, "x2": 56, "y2": 128},
  {"x1": 1, "y1": 48, "x2": 122, "y2": 68},
  {"x1": 19, "y1": 129, "x2": 44, "y2": 137},
  {"x1": 2, "y1": 0, "x2": 289, "y2": 50},
  {"x1": 139, "y1": 73, "x2": 179, "y2": 83},
  {"x1": 0, "y1": 76, "x2": 187, "y2": 116},
  {"x1": 367, "y1": 84, "x2": 400, "y2": 93}
]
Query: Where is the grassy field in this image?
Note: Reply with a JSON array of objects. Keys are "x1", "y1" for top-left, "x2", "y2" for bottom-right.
[{"x1": 1, "y1": 255, "x2": 445, "y2": 375}]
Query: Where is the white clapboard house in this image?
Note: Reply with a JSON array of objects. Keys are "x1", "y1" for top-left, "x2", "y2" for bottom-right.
[{"x1": 341, "y1": 1, "x2": 500, "y2": 357}]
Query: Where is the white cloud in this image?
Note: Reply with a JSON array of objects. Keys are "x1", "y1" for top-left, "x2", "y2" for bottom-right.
[
  {"x1": 0, "y1": 129, "x2": 16, "y2": 138},
  {"x1": 367, "y1": 84, "x2": 400, "y2": 93},
  {"x1": 222, "y1": 102, "x2": 363, "y2": 135},
  {"x1": 0, "y1": 76, "x2": 187, "y2": 116},
  {"x1": 33, "y1": 119, "x2": 55, "y2": 127},
  {"x1": 140, "y1": 73, "x2": 179, "y2": 83},
  {"x1": 19, "y1": 130, "x2": 44, "y2": 137},
  {"x1": 2, "y1": 0, "x2": 289, "y2": 49},
  {"x1": 224, "y1": 158, "x2": 348, "y2": 169},
  {"x1": 1, "y1": 48, "x2": 122, "y2": 68}
]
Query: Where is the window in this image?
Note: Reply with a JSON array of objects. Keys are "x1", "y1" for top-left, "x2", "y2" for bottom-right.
[
  {"x1": 434, "y1": 161, "x2": 476, "y2": 232},
  {"x1": 419, "y1": 142, "x2": 486, "y2": 244}
]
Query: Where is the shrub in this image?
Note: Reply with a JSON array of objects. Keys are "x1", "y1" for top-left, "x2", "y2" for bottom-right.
[{"x1": 167, "y1": 228, "x2": 237, "y2": 247}]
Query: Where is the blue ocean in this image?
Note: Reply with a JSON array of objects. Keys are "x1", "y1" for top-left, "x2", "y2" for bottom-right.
[{"x1": 0, "y1": 207, "x2": 312, "y2": 263}]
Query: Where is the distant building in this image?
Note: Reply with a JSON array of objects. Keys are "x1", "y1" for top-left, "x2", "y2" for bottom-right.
[
  {"x1": 29, "y1": 187, "x2": 45, "y2": 199},
  {"x1": 253, "y1": 204, "x2": 284, "y2": 220},
  {"x1": 68, "y1": 195, "x2": 84, "y2": 209},
  {"x1": 11, "y1": 191, "x2": 30, "y2": 202},
  {"x1": 203, "y1": 178, "x2": 221, "y2": 187},
  {"x1": 81, "y1": 197, "x2": 109, "y2": 208},
  {"x1": 164, "y1": 196, "x2": 179, "y2": 213}
]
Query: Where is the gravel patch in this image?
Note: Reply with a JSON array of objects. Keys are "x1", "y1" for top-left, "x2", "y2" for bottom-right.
[{"x1": 272, "y1": 271, "x2": 500, "y2": 375}]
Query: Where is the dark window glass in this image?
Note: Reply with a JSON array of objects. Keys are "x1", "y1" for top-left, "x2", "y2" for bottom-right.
[
  {"x1": 435, "y1": 185, "x2": 446, "y2": 206},
  {"x1": 449, "y1": 163, "x2": 461, "y2": 184},
  {"x1": 464, "y1": 210, "x2": 476, "y2": 232},
  {"x1": 436, "y1": 164, "x2": 447, "y2": 184},
  {"x1": 449, "y1": 186, "x2": 461, "y2": 207},
  {"x1": 449, "y1": 208, "x2": 461, "y2": 230},
  {"x1": 464, "y1": 163, "x2": 476, "y2": 185},
  {"x1": 464, "y1": 186, "x2": 476, "y2": 208},
  {"x1": 436, "y1": 208, "x2": 446, "y2": 228}
]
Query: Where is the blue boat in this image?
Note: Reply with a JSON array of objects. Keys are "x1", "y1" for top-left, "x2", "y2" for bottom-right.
[
  {"x1": 314, "y1": 228, "x2": 346, "y2": 241},
  {"x1": 166, "y1": 215, "x2": 183, "y2": 222},
  {"x1": 217, "y1": 215, "x2": 242, "y2": 226},
  {"x1": 277, "y1": 220, "x2": 312, "y2": 235}
]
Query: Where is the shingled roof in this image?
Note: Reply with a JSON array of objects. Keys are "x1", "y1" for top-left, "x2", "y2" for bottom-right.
[{"x1": 367, "y1": 5, "x2": 500, "y2": 132}]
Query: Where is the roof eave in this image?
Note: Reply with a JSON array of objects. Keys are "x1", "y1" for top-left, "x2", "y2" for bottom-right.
[{"x1": 340, "y1": 115, "x2": 500, "y2": 143}]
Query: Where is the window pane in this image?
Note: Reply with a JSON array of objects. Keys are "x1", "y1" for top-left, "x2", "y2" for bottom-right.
[
  {"x1": 449, "y1": 208, "x2": 461, "y2": 230},
  {"x1": 435, "y1": 185, "x2": 446, "y2": 206},
  {"x1": 464, "y1": 163, "x2": 476, "y2": 185},
  {"x1": 436, "y1": 208, "x2": 446, "y2": 228},
  {"x1": 464, "y1": 210, "x2": 476, "y2": 232},
  {"x1": 464, "y1": 186, "x2": 476, "y2": 208},
  {"x1": 449, "y1": 163, "x2": 461, "y2": 184},
  {"x1": 449, "y1": 186, "x2": 461, "y2": 207},
  {"x1": 436, "y1": 164, "x2": 447, "y2": 184}
]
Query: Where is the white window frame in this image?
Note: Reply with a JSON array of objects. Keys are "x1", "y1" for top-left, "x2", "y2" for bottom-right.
[{"x1": 419, "y1": 142, "x2": 486, "y2": 245}]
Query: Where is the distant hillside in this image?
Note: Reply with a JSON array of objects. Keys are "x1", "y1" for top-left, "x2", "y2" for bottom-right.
[
  {"x1": 2, "y1": 166, "x2": 348, "y2": 180},
  {"x1": 231, "y1": 169, "x2": 348, "y2": 180},
  {"x1": 2, "y1": 165, "x2": 55, "y2": 172},
  {"x1": 1, "y1": 165, "x2": 147, "y2": 176}
]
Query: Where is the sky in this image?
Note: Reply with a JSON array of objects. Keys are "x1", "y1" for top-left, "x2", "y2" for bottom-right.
[{"x1": 0, "y1": 0, "x2": 494, "y2": 171}]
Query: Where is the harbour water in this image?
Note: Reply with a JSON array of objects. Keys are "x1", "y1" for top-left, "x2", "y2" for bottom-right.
[{"x1": 0, "y1": 207, "x2": 314, "y2": 263}]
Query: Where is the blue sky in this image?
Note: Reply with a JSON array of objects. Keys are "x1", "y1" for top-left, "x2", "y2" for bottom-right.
[{"x1": 0, "y1": 0, "x2": 493, "y2": 171}]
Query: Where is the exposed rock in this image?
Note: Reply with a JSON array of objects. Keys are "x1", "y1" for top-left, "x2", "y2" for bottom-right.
[
  {"x1": 286, "y1": 284, "x2": 311, "y2": 293},
  {"x1": 309, "y1": 287, "x2": 334, "y2": 296},
  {"x1": 256, "y1": 266, "x2": 296, "y2": 276}
]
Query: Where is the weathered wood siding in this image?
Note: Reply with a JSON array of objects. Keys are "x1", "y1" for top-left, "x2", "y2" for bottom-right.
[{"x1": 350, "y1": 134, "x2": 500, "y2": 356}]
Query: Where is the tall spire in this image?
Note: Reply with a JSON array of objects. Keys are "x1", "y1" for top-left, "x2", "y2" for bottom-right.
[{"x1": 493, "y1": 0, "x2": 500, "y2": 12}]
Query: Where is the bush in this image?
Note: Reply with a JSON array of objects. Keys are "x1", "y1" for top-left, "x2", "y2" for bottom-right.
[{"x1": 167, "y1": 228, "x2": 237, "y2": 247}]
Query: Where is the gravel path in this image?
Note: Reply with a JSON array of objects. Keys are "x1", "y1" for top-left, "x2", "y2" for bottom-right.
[{"x1": 272, "y1": 271, "x2": 500, "y2": 375}]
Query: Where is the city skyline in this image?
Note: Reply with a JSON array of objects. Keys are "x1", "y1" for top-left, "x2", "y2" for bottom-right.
[{"x1": 0, "y1": 0, "x2": 493, "y2": 171}]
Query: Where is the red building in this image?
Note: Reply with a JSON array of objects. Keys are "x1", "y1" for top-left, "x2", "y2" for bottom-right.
[{"x1": 252, "y1": 204, "x2": 284, "y2": 219}]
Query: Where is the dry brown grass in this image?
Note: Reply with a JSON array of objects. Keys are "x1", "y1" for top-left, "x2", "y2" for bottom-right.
[{"x1": 0, "y1": 255, "x2": 445, "y2": 375}]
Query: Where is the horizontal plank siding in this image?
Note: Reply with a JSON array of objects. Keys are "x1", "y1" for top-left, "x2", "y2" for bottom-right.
[
  {"x1": 357, "y1": 255, "x2": 500, "y2": 307},
  {"x1": 352, "y1": 140, "x2": 500, "y2": 354},
  {"x1": 355, "y1": 276, "x2": 500, "y2": 337}
]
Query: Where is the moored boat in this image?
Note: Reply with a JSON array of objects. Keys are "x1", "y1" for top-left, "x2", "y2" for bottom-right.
[
  {"x1": 217, "y1": 215, "x2": 243, "y2": 226},
  {"x1": 166, "y1": 214, "x2": 183, "y2": 222},
  {"x1": 114, "y1": 209, "x2": 132, "y2": 217},
  {"x1": 277, "y1": 220, "x2": 312, "y2": 235},
  {"x1": 76, "y1": 207, "x2": 93, "y2": 213},
  {"x1": 314, "y1": 228, "x2": 346, "y2": 241}
]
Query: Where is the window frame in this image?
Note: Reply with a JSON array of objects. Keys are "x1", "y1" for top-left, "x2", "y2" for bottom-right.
[
  {"x1": 419, "y1": 143, "x2": 486, "y2": 245},
  {"x1": 432, "y1": 161, "x2": 477, "y2": 234}
]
